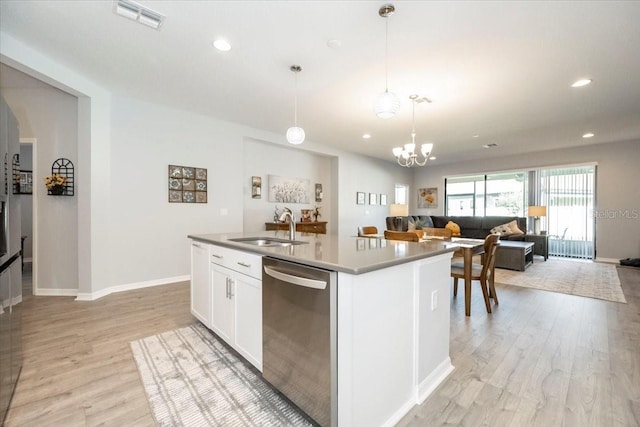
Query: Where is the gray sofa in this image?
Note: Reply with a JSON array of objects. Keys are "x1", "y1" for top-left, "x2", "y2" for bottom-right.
[{"x1": 385, "y1": 215, "x2": 528, "y2": 240}]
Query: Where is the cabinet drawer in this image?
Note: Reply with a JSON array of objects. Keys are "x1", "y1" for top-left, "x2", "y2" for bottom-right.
[
  {"x1": 228, "y1": 251, "x2": 263, "y2": 280},
  {"x1": 210, "y1": 245, "x2": 262, "y2": 279}
]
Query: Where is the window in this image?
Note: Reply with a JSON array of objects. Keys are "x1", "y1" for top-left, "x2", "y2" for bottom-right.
[
  {"x1": 445, "y1": 173, "x2": 526, "y2": 216},
  {"x1": 395, "y1": 184, "x2": 409, "y2": 205}
]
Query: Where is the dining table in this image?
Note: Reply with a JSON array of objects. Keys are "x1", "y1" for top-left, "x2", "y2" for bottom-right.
[{"x1": 439, "y1": 237, "x2": 487, "y2": 316}]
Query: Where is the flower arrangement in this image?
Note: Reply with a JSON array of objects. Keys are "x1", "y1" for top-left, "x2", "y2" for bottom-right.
[{"x1": 44, "y1": 173, "x2": 67, "y2": 194}]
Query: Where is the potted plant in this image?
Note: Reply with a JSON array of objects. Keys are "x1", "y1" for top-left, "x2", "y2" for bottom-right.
[
  {"x1": 44, "y1": 173, "x2": 66, "y2": 195},
  {"x1": 412, "y1": 218, "x2": 425, "y2": 238}
]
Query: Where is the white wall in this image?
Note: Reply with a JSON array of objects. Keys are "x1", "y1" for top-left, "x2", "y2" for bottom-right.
[
  {"x1": 2, "y1": 85, "x2": 79, "y2": 291},
  {"x1": 412, "y1": 140, "x2": 640, "y2": 261},
  {"x1": 242, "y1": 138, "x2": 333, "y2": 233}
]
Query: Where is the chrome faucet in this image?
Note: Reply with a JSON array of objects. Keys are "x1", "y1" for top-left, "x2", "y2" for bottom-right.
[{"x1": 278, "y1": 208, "x2": 296, "y2": 241}]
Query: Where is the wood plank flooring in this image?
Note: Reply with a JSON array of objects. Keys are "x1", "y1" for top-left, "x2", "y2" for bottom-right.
[
  {"x1": 397, "y1": 265, "x2": 640, "y2": 427},
  {"x1": 6, "y1": 265, "x2": 640, "y2": 426}
]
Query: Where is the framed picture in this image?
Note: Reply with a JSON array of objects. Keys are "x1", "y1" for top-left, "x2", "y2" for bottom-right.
[
  {"x1": 315, "y1": 183, "x2": 323, "y2": 202},
  {"x1": 251, "y1": 176, "x2": 262, "y2": 199},
  {"x1": 268, "y1": 175, "x2": 310, "y2": 203},
  {"x1": 356, "y1": 192, "x2": 366, "y2": 205},
  {"x1": 18, "y1": 170, "x2": 33, "y2": 194},
  {"x1": 169, "y1": 165, "x2": 207, "y2": 203},
  {"x1": 418, "y1": 187, "x2": 438, "y2": 208},
  {"x1": 380, "y1": 194, "x2": 387, "y2": 206},
  {"x1": 369, "y1": 193, "x2": 377, "y2": 205}
]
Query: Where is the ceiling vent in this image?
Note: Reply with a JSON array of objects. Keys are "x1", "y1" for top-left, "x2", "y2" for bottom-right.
[{"x1": 114, "y1": 0, "x2": 165, "y2": 30}]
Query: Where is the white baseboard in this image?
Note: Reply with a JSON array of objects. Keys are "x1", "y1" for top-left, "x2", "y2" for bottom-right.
[
  {"x1": 35, "y1": 288, "x2": 78, "y2": 297},
  {"x1": 417, "y1": 357, "x2": 455, "y2": 404},
  {"x1": 75, "y1": 275, "x2": 190, "y2": 301},
  {"x1": 595, "y1": 257, "x2": 620, "y2": 264}
]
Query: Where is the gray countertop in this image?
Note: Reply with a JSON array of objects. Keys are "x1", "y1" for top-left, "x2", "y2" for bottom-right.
[{"x1": 188, "y1": 231, "x2": 458, "y2": 274}]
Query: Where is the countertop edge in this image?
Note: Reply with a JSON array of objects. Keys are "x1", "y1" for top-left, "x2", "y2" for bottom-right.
[{"x1": 188, "y1": 234, "x2": 457, "y2": 275}]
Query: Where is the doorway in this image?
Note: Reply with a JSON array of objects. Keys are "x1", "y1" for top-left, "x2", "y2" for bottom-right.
[{"x1": 19, "y1": 138, "x2": 36, "y2": 297}]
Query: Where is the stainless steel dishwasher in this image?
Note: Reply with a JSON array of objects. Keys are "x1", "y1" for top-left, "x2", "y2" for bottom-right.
[{"x1": 262, "y1": 257, "x2": 337, "y2": 427}]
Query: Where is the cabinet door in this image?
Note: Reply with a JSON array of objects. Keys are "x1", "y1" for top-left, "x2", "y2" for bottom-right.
[
  {"x1": 234, "y1": 273, "x2": 262, "y2": 370},
  {"x1": 211, "y1": 264, "x2": 235, "y2": 344},
  {"x1": 190, "y1": 242, "x2": 211, "y2": 325}
]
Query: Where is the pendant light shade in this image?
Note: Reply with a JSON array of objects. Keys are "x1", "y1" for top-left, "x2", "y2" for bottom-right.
[
  {"x1": 286, "y1": 126, "x2": 305, "y2": 145},
  {"x1": 375, "y1": 90, "x2": 401, "y2": 119},
  {"x1": 286, "y1": 65, "x2": 305, "y2": 145},
  {"x1": 374, "y1": 4, "x2": 399, "y2": 119}
]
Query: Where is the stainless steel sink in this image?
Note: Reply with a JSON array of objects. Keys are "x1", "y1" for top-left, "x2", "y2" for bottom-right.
[{"x1": 228, "y1": 237, "x2": 308, "y2": 247}]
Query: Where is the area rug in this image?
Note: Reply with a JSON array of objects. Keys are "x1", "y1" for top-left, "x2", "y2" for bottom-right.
[
  {"x1": 494, "y1": 258, "x2": 626, "y2": 303},
  {"x1": 130, "y1": 323, "x2": 313, "y2": 427}
]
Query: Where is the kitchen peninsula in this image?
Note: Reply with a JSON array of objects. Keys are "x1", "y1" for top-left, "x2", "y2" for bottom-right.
[{"x1": 188, "y1": 230, "x2": 457, "y2": 426}]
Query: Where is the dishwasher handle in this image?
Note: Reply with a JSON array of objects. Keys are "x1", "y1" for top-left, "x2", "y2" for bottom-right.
[{"x1": 264, "y1": 265, "x2": 327, "y2": 290}]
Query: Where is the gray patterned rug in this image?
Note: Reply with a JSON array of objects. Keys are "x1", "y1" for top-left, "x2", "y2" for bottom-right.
[
  {"x1": 495, "y1": 258, "x2": 626, "y2": 303},
  {"x1": 130, "y1": 323, "x2": 313, "y2": 427}
]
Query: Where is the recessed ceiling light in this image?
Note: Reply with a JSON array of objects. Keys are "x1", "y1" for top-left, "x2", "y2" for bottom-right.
[
  {"x1": 582, "y1": 132, "x2": 595, "y2": 138},
  {"x1": 429, "y1": 156, "x2": 436, "y2": 160},
  {"x1": 213, "y1": 39, "x2": 232, "y2": 52},
  {"x1": 472, "y1": 134, "x2": 480, "y2": 138},
  {"x1": 362, "y1": 133, "x2": 371, "y2": 139},
  {"x1": 571, "y1": 79, "x2": 592, "y2": 88},
  {"x1": 482, "y1": 143, "x2": 498, "y2": 148}
]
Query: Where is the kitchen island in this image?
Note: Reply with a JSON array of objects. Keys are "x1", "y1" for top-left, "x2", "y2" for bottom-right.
[{"x1": 188, "y1": 230, "x2": 457, "y2": 427}]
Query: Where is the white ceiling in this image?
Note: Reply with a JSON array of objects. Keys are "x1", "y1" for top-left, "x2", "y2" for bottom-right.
[{"x1": 2, "y1": 1, "x2": 640, "y2": 165}]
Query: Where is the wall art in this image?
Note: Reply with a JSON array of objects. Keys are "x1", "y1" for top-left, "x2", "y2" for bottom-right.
[
  {"x1": 418, "y1": 187, "x2": 437, "y2": 208},
  {"x1": 380, "y1": 194, "x2": 387, "y2": 206},
  {"x1": 251, "y1": 176, "x2": 262, "y2": 199},
  {"x1": 356, "y1": 192, "x2": 365, "y2": 205},
  {"x1": 169, "y1": 164, "x2": 207, "y2": 203},
  {"x1": 315, "y1": 183, "x2": 323, "y2": 202},
  {"x1": 268, "y1": 175, "x2": 310, "y2": 203},
  {"x1": 369, "y1": 193, "x2": 378, "y2": 205}
]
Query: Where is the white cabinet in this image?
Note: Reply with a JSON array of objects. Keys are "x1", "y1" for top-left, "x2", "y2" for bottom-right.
[
  {"x1": 190, "y1": 241, "x2": 211, "y2": 325},
  {"x1": 209, "y1": 247, "x2": 263, "y2": 371}
]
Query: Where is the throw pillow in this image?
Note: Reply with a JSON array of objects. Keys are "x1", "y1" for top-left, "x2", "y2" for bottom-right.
[
  {"x1": 490, "y1": 222, "x2": 511, "y2": 235},
  {"x1": 507, "y1": 220, "x2": 524, "y2": 234},
  {"x1": 408, "y1": 221, "x2": 416, "y2": 231},
  {"x1": 445, "y1": 221, "x2": 461, "y2": 236}
]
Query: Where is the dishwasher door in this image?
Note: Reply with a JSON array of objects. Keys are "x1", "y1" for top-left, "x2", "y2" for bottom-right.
[{"x1": 262, "y1": 257, "x2": 337, "y2": 427}]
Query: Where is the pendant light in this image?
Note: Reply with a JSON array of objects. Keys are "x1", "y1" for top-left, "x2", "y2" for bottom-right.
[
  {"x1": 286, "y1": 65, "x2": 305, "y2": 145},
  {"x1": 392, "y1": 95, "x2": 434, "y2": 167},
  {"x1": 374, "y1": 4, "x2": 400, "y2": 119}
]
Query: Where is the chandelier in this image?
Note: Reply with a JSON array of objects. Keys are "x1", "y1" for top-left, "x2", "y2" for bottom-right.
[
  {"x1": 392, "y1": 95, "x2": 434, "y2": 167},
  {"x1": 373, "y1": 4, "x2": 400, "y2": 119},
  {"x1": 286, "y1": 65, "x2": 305, "y2": 145}
]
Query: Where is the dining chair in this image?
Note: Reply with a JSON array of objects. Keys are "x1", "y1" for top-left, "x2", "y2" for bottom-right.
[
  {"x1": 384, "y1": 230, "x2": 420, "y2": 242},
  {"x1": 423, "y1": 227, "x2": 452, "y2": 239},
  {"x1": 358, "y1": 226, "x2": 379, "y2": 236},
  {"x1": 450, "y1": 233, "x2": 500, "y2": 313}
]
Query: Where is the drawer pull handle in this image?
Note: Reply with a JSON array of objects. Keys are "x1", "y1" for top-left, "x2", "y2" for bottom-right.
[
  {"x1": 211, "y1": 254, "x2": 223, "y2": 259},
  {"x1": 237, "y1": 261, "x2": 251, "y2": 268}
]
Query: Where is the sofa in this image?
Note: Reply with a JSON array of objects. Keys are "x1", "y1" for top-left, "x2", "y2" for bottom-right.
[{"x1": 385, "y1": 215, "x2": 528, "y2": 240}]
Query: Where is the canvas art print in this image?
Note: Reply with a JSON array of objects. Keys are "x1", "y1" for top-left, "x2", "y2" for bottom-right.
[
  {"x1": 268, "y1": 175, "x2": 310, "y2": 203},
  {"x1": 418, "y1": 187, "x2": 437, "y2": 208},
  {"x1": 169, "y1": 165, "x2": 207, "y2": 203}
]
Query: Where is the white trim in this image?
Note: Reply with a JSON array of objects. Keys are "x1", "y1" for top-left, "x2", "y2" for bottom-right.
[
  {"x1": 35, "y1": 288, "x2": 78, "y2": 297},
  {"x1": 595, "y1": 257, "x2": 620, "y2": 264},
  {"x1": 20, "y1": 138, "x2": 37, "y2": 295},
  {"x1": 75, "y1": 275, "x2": 190, "y2": 301},
  {"x1": 380, "y1": 398, "x2": 419, "y2": 427},
  {"x1": 416, "y1": 357, "x2": 455, "y2": 404},
  {"x1": 445, "y1": 161, "x2": 599, "y2": 181}
]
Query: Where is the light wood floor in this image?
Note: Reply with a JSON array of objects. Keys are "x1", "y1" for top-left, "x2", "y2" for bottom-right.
[{"x1": 6, "y1": 266, "x2": 640, "y2": 426}]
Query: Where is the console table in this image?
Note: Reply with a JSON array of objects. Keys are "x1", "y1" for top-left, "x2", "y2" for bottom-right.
[
  {"x1": 495, "y1": 241, "x2": 534, "y2": 271},
  {"x1": 524, "y1": 234, "x2": 549, "y2": 260},
  {"x1": 265, "y1": 221, "x2": 327, "y2": 234}
]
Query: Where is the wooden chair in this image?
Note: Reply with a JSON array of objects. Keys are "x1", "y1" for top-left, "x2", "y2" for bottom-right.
[
  {"x1": 384, "y1": 230, "x2": 420, "y2": 242},
  {"x1": 358, "y1": 226, "x2": 378, "y2": 236},
  {"x1": 423, "y1": 227, "x2": 452, "y2": 239},
  {"x1": 450, "y1": 234, "x2": 500, "y2": 313}
]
